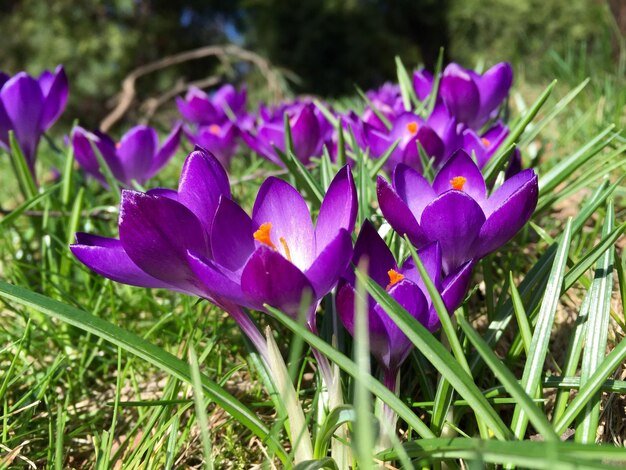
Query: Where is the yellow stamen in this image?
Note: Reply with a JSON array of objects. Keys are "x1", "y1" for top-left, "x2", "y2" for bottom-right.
[
  {"x1": 386, "y1": 269, "x2": 405, "y2": 290},
  {"x1": 253, "y1": 222, "x2": 276, "y2": 250},
  {"x1": 209, "y1": 124, "x2": 221, "y2": 135},
  {"x1": 279, "y1": 237, "x2": 292, "y2": 262},
  {"x1": 406, "y1": 121, "x2": 419, "y2": 135},
  {"x1": 450, "y1": 176, "x2": 467, "y2": 191},
  {"x1": 481, "y1": 137, "x2": 490, "y2": 147}
]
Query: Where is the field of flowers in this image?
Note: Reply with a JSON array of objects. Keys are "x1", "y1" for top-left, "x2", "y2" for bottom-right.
[{"x1": 0, "y1": 54, "x2": 625, "y2": 468}]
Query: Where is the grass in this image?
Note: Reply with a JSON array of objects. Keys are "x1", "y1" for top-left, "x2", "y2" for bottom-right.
[{"x1": 1, "y1": 45, "x2": 626, "y2": 468}]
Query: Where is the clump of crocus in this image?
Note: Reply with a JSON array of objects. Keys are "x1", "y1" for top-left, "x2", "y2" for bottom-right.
[
  {"x1": 336, "y1": 221, "x2": 473, "y2": 389},
  {"x1": 71, "y1": 123, "x2": 182, "y2": 188},
  {"x1": 0, "y1": 65, "x2": 68, "y2": 176},
  {"x1": 377, "y1": 149, "x2": 538, "y2": 274},
  {"x1": 176, "y1": 84, "x2": 247, "y2": 126},
  {"x1": 440, "y1": 62, "x2": 513, "y2": 130},
  {"x1": 241, "y1": 101, "x2": 326, "y2": 166}
]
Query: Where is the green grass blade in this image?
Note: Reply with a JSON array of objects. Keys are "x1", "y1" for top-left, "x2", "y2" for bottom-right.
[
  {"x1": 0, "y1": 183, "x2": 60, "y2": 228},
  {"x1": 356, "y1": 86, "x2": 392, "y2": 130},
  {"x1": 509, "y1": 272, "x2": 532, "y2": 355},
  {"x1": 0, "y1": 279, "x2": 287, "y2": 464},
  {"x1": 456, "y1": 314, "x2": 559, "y2": 442},
  {"x1": 264, "y1": 304, "x2": 435, "y2": 439},
  {"x1": 510, "y1": 218, "x2": 573, "y2": 439},
  {"x1": 554, "y1": 335, "x2": 626, "y2": 436},
  {"x1": 189, "y1": 345, "x2": 214, "y2": 470},
  {"x1": 395, "y1": 56, "x2": 419, "y2": 111},
  {"x1": 538, "y1": 125, "x2": 616, "y2": 195},
  {"x1": 8, "y1": 130, "x2": 38, "y2": 199},
  {"x1": 575, "y1": 201, "x2": 615, "y2": 443},
  {"x1": 368, "y1": 139, "x2": 400, "y2": 179}
]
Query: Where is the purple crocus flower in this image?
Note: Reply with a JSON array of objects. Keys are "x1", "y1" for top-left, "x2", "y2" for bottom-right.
[
  {"x1": 176, "y1": 84, "x2": 246, "y2": 126},
  {"x1": 71, "y1": 123, "x2": 182, "y2": 187},
  {"x1": 186, "y1": 164, "x2": 357, "y2": 325},
  {"x1": 463, "y1": 122, "x2": 522, "y2": 178},
  {"x1": 336, "y1": 221, "x2": 473, "y2": 385},
  {"x1": 241, "y1": 102, "x2": 323, "y2": 166},
  {"x1": 364, "y1": 111, "x2": 462, "y2": 171},
  {"x1": 377, "y1": 149, "x2": 538, "y2": 274},
  {"x1": 185, "y1": 122, "x2": 238, "y2": 169},
  {"x1": 413, "y1": 69, "x2": 434, "y2": 102},
  {"x1": 440, "y1": 62, "x2": 513, "y2": 129},
  {"x1": 0, "y1": 65, "x2": 69, "y2": 175},
  {"x1": 70, "y1": 148, "x2": 274, "y2": 357}
]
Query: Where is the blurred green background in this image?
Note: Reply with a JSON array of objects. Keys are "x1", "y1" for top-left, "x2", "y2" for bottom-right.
[{"x1": 0, "y1": 0, "x2": 622, "y2": 128}]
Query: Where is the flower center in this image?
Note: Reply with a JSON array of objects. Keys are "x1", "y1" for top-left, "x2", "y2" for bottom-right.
[
  {"x1": 209, "y1": 124, "x2": 221, "y2": 135},
  {"x1": 253, "y1": 222, "x2": 292, "y2": 262},
  {"x1": 386, "y1": 269, "x2": 405, "y2": 290},
  {"x1": 481, "y1": 137, "x2": 490, "y2": 147},
  {"x1": 406, "y1": 121, "x2": 419, "y2": 135},
  {"x1": 450, "y1": 176, "x2": 467, "y2": 191}
]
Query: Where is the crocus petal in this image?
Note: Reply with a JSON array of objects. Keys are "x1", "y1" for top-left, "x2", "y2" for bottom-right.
[
  {"x1": 71, "y1": 233, "x2": 173, "y2": 289},
  {"x1": 315, "y1": 165, "x2": 357, "y2": 253},
  {"x1": 40, "y1": 65, "x2": 69, "y2": 130},
  {"x1": 119, "y1": 190, "x2": 209, "y2": 293},
  {"x1": 413, "y1": 69, "x2": 433, "y2": 101},
  {"x1": 400, "y1": 241, "x2": 443, "y2": 296},
  {"x1": 0, "y1": 101, "x2": 11, "y2": 149},
  {"x1": 252, "y1": 177, "x2": 315, "y2": 270},
  {"x1": 210, "y1": 196, "x2": 255, "y2": 273},
  {"x1": 420, "y1": 191, "x2": 486, "y2": 273},
  {"x1": 0, "y1": 72, "x2": 44, "y2": 164},
  {"x1": 187, "y1": 251, "x2": 253, "y2": 307},
  {"x1": 71, "y1": 127, "x2": 108, "y2": 185},
  {"x1": 476, "y1": 169, "x2": 538, "y2": 257},
  {"x1": 377, "y1": 176, "x2": 428, "y2": 247},
  {"x1": 375, "y1": 279, "x2": 429, "y2": 370},
  {"x1": 241, "y1": 246, "x2": 316, "y2": 317},
  {"x1": 352, "y1": 220, "x2": 396, "y2": 287},
  {"x1": 146, "y1": 188, "x2": 179, "y2": 201},
  {"x1": 440, "y1": 63, "x2": 480, "y2": 125},
  {"x1": 415, "y1": 125, "x2": 445, "y2": 162},
  {"x1": 176, "y1": 88, "x2": 219, "y2": 124},
  {"x1": 177, "y1": 148, "x2": 231, "y2": 235},
  {"x1": 116, "y1": 126, "x2": 159, "y2": 184},
  {"x1": 147, "y1": 122, "x2": 182, "y2": 179},
  {"x1": 432, "y1": 149, "x2": 487, "y2": 203},
  {"x1": 305, "y1": 229, "x2": 352, "y2": 297},
  {"x1": 476, "y1": 62, "x2": 513, "y2": 120},
  {"x1": 427, "y1": 260, "x2": 475, "y2": 331},
  {"x1": 392, "y1": 164, "x2": 436, "y2": 220},
  {"x1": 290, "y1": 103, "x2": 321, "y2": 162}
]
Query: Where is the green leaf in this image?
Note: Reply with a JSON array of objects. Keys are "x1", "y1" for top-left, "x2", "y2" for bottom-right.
[
  {"x1": 368, "y1": 139, "x2": 399, "y2": 179},
  {"x1": 0, "y1": 280, "x2": 288, "y2": 464},
  {"x1": 510, "y1": 218, "x2": 573, "y2": 439},
  {"x1": 0, "y1": 184, "x2": 60, "y2": 228},
  {"x1": 378, "y1": 438, "x2": 626, "y2": 468},
  {"x1": 188, "y1": 345, "x2": 214, "y2": 470},
  {"x1": 456, "y1": 313, "x2": 559, "y2": 442},
  {"x1": 8, "y1": 130, "x2": 38, "y2": 200},
  {"x1": 294, "y1": 457, "x2": 338, "y2": 470},
  {"x1": 264, "y1": 304, "x2": 435, "y2": 439},
  {"x1": 314, "y1": 405, "x2": 357, "y2": 459},
  {"x1": 395, "y1": 56, "x2": 419, "y2": 111},
  {"x1": 576, "y1": 202, "x2": 615, "y2": 443},
  {"x1": 538, "y1": 125, "x2": 616, "y2": 195}
]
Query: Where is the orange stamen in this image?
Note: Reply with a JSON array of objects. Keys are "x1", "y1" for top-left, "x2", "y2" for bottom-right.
[
  {"x1": 481, "y1": 137, "x2": 490, "y2": 147},
  {"x1": 279, "y1": 237, "x2": 292, "y2": 262},
  {"x1": 253, "y1": 222, "x2": 277, "y2": 250},
  {"x1": 450, "y1": 176, "x2": 467, "y2": 191},
  {"x1": 209, "y1": 124, "x2": 221, "y2": 135},
  {"x1": 406, "y1": 121, "x2": 419, "y2": 135},
  {"x1": 386, "y1": 269, "x2": 405, "y2": 290}
]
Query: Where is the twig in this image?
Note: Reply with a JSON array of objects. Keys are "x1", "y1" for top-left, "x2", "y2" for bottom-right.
[{"x1": 101, "y1": 44, "x2": 284, "y2": 131}]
